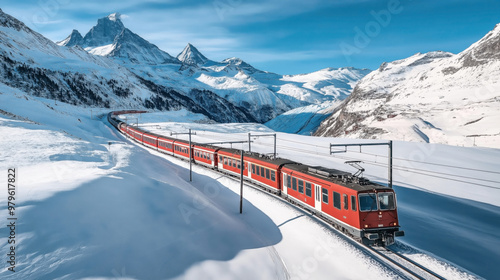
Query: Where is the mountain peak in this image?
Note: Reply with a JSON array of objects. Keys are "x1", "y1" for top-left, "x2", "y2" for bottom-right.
[
  {"x1": 460, "y1": 22, "x2": 500, "y2": 66},
  {"x1": 107, "y1": 12, "x2": 121, "y2": 22},
  {"x1": 82, "y1": 13, "x2": 125, "y2": 47},
  {"x1": 177, "y1": 43, "x2": 208, "y2": 66},
  {"x1": 57, "y1": 29, "x2": 83, "y2": 46}
]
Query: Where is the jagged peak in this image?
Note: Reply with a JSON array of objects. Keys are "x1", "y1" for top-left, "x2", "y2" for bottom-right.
[
  {"x1": 96, "y1": 13, "x2": 124, "y2": 28},
  {"x1": 177, "y1": 43, "x2": 208, "y2": 65},
  {"x1": 57, "y1": 29, "x2": 84, "y2": 46}
]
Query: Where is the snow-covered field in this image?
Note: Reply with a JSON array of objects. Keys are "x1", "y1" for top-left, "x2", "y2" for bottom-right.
[{"x1": 1, "y1": 88, "x2": 499, "y2": 279}]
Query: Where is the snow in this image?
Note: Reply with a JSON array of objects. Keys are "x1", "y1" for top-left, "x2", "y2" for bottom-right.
[
  {"x1": 0, "y1": 88, "x2": 397, "y2": 280},
  {"x1": 3, "y1": 87, "x2": 498, "y2": 279},
  {"x1": 0, "y1": 10, "x2": 498, "y2": 278},
  {"x1": 317, "y1": 29, "x2": 500, "y2": 149},
  {"x1": 86, "y1": 44, "x2": 115, "y2": 56},
  {"x1": 265, "y1": 102, "x2": 340, "y2": 135}
]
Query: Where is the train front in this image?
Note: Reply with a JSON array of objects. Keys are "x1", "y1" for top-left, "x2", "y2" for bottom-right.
[{"x1": 358, "y1": 189, "x2": 404, "y2": 246}]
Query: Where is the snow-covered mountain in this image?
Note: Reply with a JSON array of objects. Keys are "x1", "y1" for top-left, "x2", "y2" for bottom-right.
[
  {"x1": 315, "y1": 24, "x2": 500, "y2": 149},
  {"x1": 0, "y1": 9, "x2": 254, "y2": 123},
  {"x1": 58, "y1": 13, "x2": 179, "y2": 65},
  {"x1": 177, "y1": 43, "x2": 210, "y2": 66},
  {"x1": 56, "y1": 13, "x2": 369, "y2": 123}
]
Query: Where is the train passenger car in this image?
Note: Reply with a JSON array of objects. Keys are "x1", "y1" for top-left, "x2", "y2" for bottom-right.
[
  {"x1": 158, "y1": 136, "x2": 175, "y2": 155},
  {"x1": 127, "y1": 126, "x2": 144, "y2": 143},
  {"x1": 244, "y1": 154, "x2": 294, "y2": 193},
  {"x1": 217, "y1": 148, "x2": 248, "y2": 177},
  {"x1": 193, "y1": 145, "x2": 220, "y2": 168},
  {"x1": 281, "y1": 163, "x2": 403, "y2": 246},
  {"x1": 173, "y1": 139, "x2": 191, "y2": 159},
  {"x1": 142, "y1": 133, "x2": 159, "y2": 149}
]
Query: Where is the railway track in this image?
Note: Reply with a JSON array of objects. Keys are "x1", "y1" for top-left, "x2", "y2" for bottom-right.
[
  {"x1": 110, "y1": 116, "x2": 448, "y2": 280},
  {"x1": 367, "y1": 245, "x2": 446, "y2": 280}
]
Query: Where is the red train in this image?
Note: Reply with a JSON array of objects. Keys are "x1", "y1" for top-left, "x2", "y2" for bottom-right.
[{"x1": 108, "y1": 112, "x2": 404, "y2": 246}]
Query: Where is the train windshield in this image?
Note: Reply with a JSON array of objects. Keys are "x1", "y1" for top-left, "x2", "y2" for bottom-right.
[
  {"x1": 378, "y1": 192, "x2": 396, "y2": 210},
  {"x1": 359, "y1": 193, "x2": 378, "y2": 212}
]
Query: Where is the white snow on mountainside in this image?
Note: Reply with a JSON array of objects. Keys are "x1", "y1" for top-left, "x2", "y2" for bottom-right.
[
  {"x1": 316, "y1": 23, "x2": 500, "y2": 149},
  {"x1": 56, "y1": 12, "x2": 369, "y2": 123}
]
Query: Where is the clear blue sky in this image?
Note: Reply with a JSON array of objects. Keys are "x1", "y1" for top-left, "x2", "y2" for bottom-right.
[{"x1": 3, "y1": 0, "x2": 500, "y2": 74}]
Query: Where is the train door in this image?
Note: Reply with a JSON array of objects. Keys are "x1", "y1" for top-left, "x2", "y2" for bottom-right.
[
  {"x1": 248, "y1": 163, "x2": 253, "y2": 180},
  {"x1": 314, "y1": 184, "x2": 322, "y2": 211},
  {"x1": 282, "y1": 173, "x2": 288, "y2": 195}
]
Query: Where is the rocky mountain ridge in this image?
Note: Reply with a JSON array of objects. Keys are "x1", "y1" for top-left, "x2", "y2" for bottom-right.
[{"x1": 315, "y1": 24, "x2": 500, "y2": 148}]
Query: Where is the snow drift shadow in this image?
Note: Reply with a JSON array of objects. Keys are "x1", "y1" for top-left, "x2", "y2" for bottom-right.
[
  {"x1": 5, "y1": 148, "x2": 283, "y2": 279},
  {"x1": 394, "y1": 185, "x2": 500, "y2": 279}
]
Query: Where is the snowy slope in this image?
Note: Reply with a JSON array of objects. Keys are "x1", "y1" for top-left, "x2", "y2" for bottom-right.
[
  {"x1": 316, "y1": 24, "x2": 500, "y2": 149},
  {"x1": 0, "y1": 81, "x2": 399, "y2": 280},
  {"x1": 141, "y1": 114, "x2": 500, "y2": 280},
  {"x1": 1, "y1": 83, "x2": 498, "y2": 279},
  {"x1": 264, "y1": 101, "x2": 340, "y2": 135}
]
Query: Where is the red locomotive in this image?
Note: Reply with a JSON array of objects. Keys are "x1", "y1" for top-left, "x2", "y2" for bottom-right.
[{"x1": 108, "y1": 112, "x2": 404, "y2": 246}]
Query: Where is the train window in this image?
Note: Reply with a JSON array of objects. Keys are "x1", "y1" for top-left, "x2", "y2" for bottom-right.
[
  {"x1": 261, "y1": 167, "x2": 265, "y2": 177},
  {"x1": 343, "y1": 194, "x2": 348, "y2": 210},
  {"x1": 333, "y1": 192, "x2": 341, "y2": 210},
  {"x1": 237, "y1": 161, "x2": 241, "y2": 169},
  {"x1": 256, "y1": 166, "x2": 260, "y2": 176},
  {"x1": 224, "y1": 157, "x2": 228, "y2": 165},
  {"x1": 266, "y1": 169, "x2": 270, "y2": 180},
  {"x1": 351, "y1": 196, "x2": 357, "y2": 211},
  {"x1": 298, "y1": 180, "x2": 304, "y2": 194},
  {"x1": 306, "y1": 183, "x2": 312, "y2": 197},
  {"x1": 378, "y1": 193, "x2": 396, "y2": 210},
  {"x1": 219, "y1": 156, "x2": 223, "y2": 162},
  {"x1": 322, "y1": 188, "x2": 328, "y2": 204},
  {"x1": 252, "y1": 165, "x2": 255, "y2": 174},
  {"x1": 359, "y1": 193, "x2": 378, "y2": 212},
  {"x1": 292, "y1": 178, "x2": 297, "y2": 191},
  {"x1": 287, "y1": 175, "x2": 291, "y2": 188},
  {"x1": 233, "y1": 159, "x2": 237, "y2": 168},
  {"x1": 271, "y1": 171, "x2": 276, "y2": 182}
]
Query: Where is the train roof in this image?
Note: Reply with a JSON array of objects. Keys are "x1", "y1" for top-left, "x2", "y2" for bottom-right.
[
  {"x1": 283, "y1": 162, "x2": 390, "y2": 192},
  {"x1": 219, "y1": 148, "x2": 296, "y2": 166}
]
